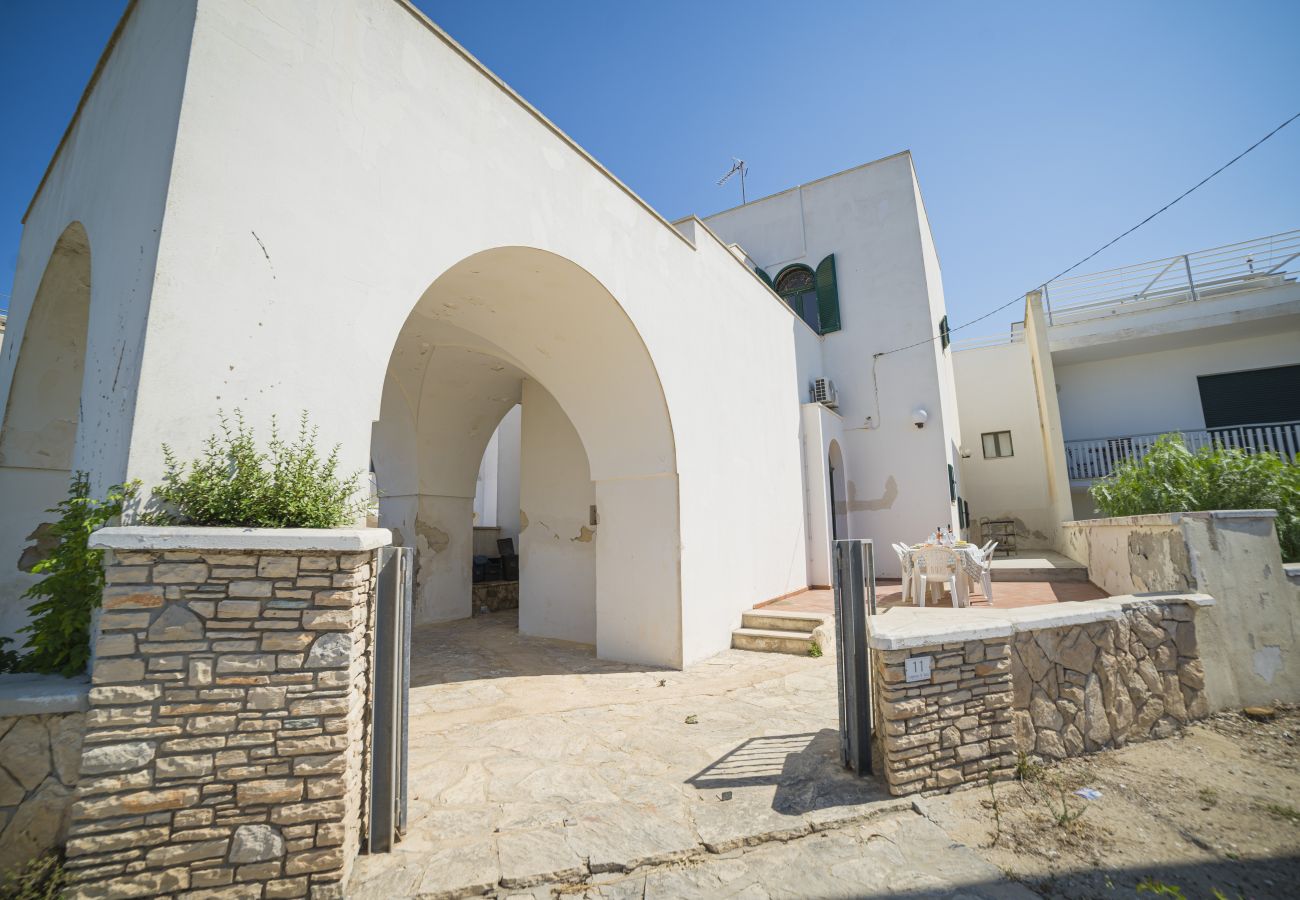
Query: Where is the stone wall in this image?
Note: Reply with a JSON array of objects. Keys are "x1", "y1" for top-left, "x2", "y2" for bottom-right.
[
  {"x1": 873, "y1": 638, "x2": 1018, "y2": 795},
  {"x1": 63, "y1": 530, "x2": 385, "y2": 900},
  {"x1": 0, "y1": 706, "x2": 85, "y2": 872},
  {"x1": 471, "y1": 580, "x2": 518, "y2": 616},
  {"x1": 1059, "y1": 510, "x2": 1300, "y2": 709},
  {"x1": 1011, "y1": 602, "x2": 1208, "y2": 760},
  {"x1": 869, "y1": 593, "x2": 1212, "y2": 796}
]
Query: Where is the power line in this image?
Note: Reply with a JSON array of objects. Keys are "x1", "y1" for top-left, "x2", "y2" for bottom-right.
[{"x1": 874, "y1": 109, "x2": 1300, "y2": 359}]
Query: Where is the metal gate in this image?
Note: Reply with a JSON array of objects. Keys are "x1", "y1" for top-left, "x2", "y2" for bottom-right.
[
  {"x1": 368, "y1": 545, "x2": 413, "y2": 853},
  {"x1": 832, "y1": 538, "x2": 876, "y2": 776}
]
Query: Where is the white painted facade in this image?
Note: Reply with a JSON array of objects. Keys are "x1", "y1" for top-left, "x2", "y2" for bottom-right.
[
  {"x1": 955, "y1": 239, "x2": 1300, "y2": 544},
  {"x1": 701, "y1": 156, "x2": 965, "y2": 578},
  {"x1": 1, "y1": 0, "x2": 965, "y2": 663}
]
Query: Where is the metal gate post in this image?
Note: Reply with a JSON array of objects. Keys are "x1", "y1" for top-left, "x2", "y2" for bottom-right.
[
  {"x1": 832, "y1": 539, "x2": 875, "y2": 776},
  {"x1": 368, "y1": 545, "x2": 412, "y2": 853}
]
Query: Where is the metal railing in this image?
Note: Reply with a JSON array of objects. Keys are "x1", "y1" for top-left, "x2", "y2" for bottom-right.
[
  {"x1": 953, "y1": 229, "x2": 1300, "y2": 349},
  {"x1": 1044, "y1": 229, "x2": 1300, "y2": 326},
  {"x1": 1064, "y1": 420, "x2": 1300, "y2": 481}
]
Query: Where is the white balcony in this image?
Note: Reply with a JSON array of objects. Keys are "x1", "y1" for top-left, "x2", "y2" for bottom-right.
[{"x1": 1064, "y1": 420, "x2": 1300, "y2": 483}]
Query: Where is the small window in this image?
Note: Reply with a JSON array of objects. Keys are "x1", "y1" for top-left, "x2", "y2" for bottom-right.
[
  {"x1": 982, "y1": 431, "x2": 1014, "y2": 458},
  {"x1": 939, "y1": 315, "x2": 951, "y2": 349},
  {"x1": 775, "y1": 265, "x2": 820, "y2": 332}
]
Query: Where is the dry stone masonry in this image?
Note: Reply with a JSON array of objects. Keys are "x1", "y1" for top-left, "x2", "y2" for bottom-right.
[
  {"x1": 0, "y1": 708, "x2": 85, "y2": 872},
  {"x1": 1011, "y1": 601, "x2": 1209, "y2": 759},
  {"x1": 873, "y1": 638, "x2": 1017, "y2": 795},
  {"x1": 870, "y1": 594, "x2": 1212, "y2": 795},
  {"x1": 62, "y1": 531, "x2": 385, "y2": 900}
]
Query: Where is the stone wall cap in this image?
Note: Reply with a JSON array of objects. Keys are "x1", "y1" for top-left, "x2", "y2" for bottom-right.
[
  {"x1": 867, "y1": 608, "x2": 1014, "y2": 650},
  {"x1": 1061, "y1": 509, "x2": 1277, "y2": 529},
  {"x1": 0, "y1": 672, "x2": 90, "y2": 716},
  {"x1": 91, "y1": 526, "x2": 393, "y2": 552},
  {"x1": 867, "y1": 591, "x2": 1214, "y2": 650}
]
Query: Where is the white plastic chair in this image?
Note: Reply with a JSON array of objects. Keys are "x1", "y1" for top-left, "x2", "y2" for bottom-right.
[
  {"x1": 962, "y1": 546, "x2": 994, "y2": 603},
  {"x1": 893, "y1": 543, "x2": 915, "y2": 605},
  {"x1": 979, "y1": 540, "x2": 997, "y2": 558},
  {"x1": 916, "y1": 547, "x2": 968, "y2": 608}
]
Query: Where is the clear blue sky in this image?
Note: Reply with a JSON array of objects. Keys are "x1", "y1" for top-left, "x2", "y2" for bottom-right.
[{"x1": 3, "y1": 1, "x2": 1298, "y2": 336}]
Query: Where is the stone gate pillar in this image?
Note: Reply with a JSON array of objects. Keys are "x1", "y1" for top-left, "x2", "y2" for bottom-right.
[{"x1": 63, "y1": 527, "x2": 390, "y2": 900}]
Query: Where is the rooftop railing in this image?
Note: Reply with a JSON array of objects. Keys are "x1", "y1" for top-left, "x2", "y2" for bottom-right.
[
  {"x1": 953, "y1": 229, "x2": 1300, "y2": 350},
  {"x1": 1064, "y1": 420, "x2": 1300, "y2": 482}
]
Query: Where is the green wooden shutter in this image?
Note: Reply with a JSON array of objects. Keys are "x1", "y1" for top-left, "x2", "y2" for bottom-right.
[
  {"x1": 948, "y1": 464, "x2": 956, "y2": 502},
  {"x1": 815, "y1": 254, "x2": 841, "y2": 334},
  {"x1": 755, "y1": 267, "x2": 775, "y2": 289},
  {"x1": 939, "y1": 315, "x2": 950, "y2": 349}
]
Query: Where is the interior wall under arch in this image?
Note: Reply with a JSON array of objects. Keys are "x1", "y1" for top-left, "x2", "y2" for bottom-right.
[
  {"x1": 519, "y1": 379, "x2": 596, "y2": 644},
  {"x1": 0, "y1": 223, "x2": 92, "y2": 641}
]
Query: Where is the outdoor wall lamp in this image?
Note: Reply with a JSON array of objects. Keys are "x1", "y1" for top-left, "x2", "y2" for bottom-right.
[{"x1": 912, "y1": 407, "x2": 929, "y2": 429}]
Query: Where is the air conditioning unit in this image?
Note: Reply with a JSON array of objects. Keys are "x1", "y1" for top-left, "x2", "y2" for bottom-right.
[{"x1": 811, "y1": 378, "x2": 838, "y2": 409}]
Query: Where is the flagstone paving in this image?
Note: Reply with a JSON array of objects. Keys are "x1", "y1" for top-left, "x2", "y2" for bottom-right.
[{"x1": 347, "y1": 612, "x2": 1032, "y2": 898}]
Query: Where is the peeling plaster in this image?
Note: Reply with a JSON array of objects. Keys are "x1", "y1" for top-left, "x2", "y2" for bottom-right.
[
  {"x1": 846, "y1": 476, "x2": 898, "y2": 512},
  {"x1": 416, "y1": 522, "x2": 449, "y2": 554},
  {"x1": 1253, "y1": 645, "x2": 1283, "y2": 683},
  {"x1": 519, "y1": 510, "x2": 529, "y2": 532},
  {"x1": 571, "y1": 526, "x2": 595, "y2": 543}
]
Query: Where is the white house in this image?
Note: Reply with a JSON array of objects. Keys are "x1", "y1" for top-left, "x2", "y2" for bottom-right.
[
  {"x1": 6, "y1": 1, "x2": 1294, "y2": 672},
  {"x1": 954, "y1": 230, "x2": 1300, "y2": 548},
  {"x1": 0, "y1": 0, "x2": 966, "y2": 667}
]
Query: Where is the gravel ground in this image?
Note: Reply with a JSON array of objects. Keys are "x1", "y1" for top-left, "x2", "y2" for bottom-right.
[{"x1": 923, "y1": 706, "x2": 1300, "y2": 899}]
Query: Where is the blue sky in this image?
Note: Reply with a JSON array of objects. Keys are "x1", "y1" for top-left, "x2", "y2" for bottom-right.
[{"x1": 3, "y1": 1, "x2": 1298, "y2": 337}]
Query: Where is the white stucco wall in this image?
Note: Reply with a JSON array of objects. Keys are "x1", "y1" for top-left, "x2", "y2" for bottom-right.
[
  {"x1": 953, "y1": 340, "x2": 1059, "y2": 547},
  {"x1": 519, "y1": 380, "x2": 596, "y2": 644},
  {"x1": 0, "y1": 0, "x2": 197, "y2": 641},
  {"x1": 1055, "y1": 329, "x2": 1300, "y2": 441},
  {"x1": 494, "y1": 405, "x2": 521, "y2": 546},
  {"x1": 705, "y1": 154, "x2": 960, "y2": 577},
  {"x1": 5, "y1": 0, "x2": 809, "y2": 666}
]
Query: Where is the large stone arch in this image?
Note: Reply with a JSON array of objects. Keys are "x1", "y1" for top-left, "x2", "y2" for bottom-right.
[
  {"x1": 0, "y1": 222, "x2": 92, "y2": 640},
  {"x1": 371, "y1": 247, "x2": 682, "y2": 667}
]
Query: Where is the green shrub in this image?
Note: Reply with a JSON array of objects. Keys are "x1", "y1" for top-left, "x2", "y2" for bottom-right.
[
  {"x1": 147, "y1": 410, "x2": 365, "y2": 528},
  {"x1": 14, "y1": 474, "x2": 135, "y2": 677},
  {"x1": 1090, "y1": 434, "x2": 1300, "y2": 561},
  {"x1": 0, "y1": 852, "x2": 65, "y2": 900}
]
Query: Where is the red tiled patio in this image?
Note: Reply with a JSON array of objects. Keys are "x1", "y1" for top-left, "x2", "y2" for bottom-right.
[{"x1": 761, "y1": 578, "x2": 1107, "y2": 617}]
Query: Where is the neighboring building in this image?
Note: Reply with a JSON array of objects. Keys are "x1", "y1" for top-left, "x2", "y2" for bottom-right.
[{"x1": 955, "y1": 230, "x2": 1300, "y2": 548}]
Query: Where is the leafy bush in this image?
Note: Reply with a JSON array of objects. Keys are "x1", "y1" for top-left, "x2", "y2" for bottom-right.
[
  {"x1": 0, "y1": 852, "x2": 65, "y2": 900},
  {"x1": 13, "y1": 474, "x2": 134, "y2": 677},
  {"x1": 147, "y1": 410, "x2": 364, "y2": 528},
  {"x1": 1090, "y1": 434, "x2": 1300, "y2": 561}
]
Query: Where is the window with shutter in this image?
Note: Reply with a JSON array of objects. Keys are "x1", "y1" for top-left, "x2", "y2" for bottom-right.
[
  {"x1": 948, "y1": 464, "x2": 956, "y2": 502},
  {"x1": 815, "y1": 254, "x2": 841, "y2": 334},
  {"x1": 775, "y1": 265, "x2": 819, "y2": 332},
  {"x1": 939, "y1": 315, "x2": 950, "y2": 349}
]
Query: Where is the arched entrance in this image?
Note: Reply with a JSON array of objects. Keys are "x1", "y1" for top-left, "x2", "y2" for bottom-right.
[
  {"x1": 0, "y1": 222, "x2": 92, "y2": 640},
  {"x1": 828, "y1": 439, "x2": 849, "y2": 543},
  {"x1": 371, "y1": 247, "x2": 682, "y2": 667}
]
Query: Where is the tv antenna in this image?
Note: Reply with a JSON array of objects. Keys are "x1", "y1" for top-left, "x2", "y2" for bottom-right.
[{"x1": 717, "y1": 157, "x2": 748, "y2": 204}]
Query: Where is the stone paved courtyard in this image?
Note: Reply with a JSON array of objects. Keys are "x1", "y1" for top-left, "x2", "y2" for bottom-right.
[{"x1": 348, "y1": 612, "x2": 1030, "y2": 898}]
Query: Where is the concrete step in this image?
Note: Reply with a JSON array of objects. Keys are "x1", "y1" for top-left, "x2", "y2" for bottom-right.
[
  {"x1": 740, "y1": 610, "x2": 824, "y2": 634},
  {"x1": 989, "y1": 565, "x2": 1089, "y2": 583},
  {"x1": 988, "y1": 553, "x2": 1089, "y2": 583},
  {"x1": 731, "y1": 627, "x2": 816, "y2": 656}
]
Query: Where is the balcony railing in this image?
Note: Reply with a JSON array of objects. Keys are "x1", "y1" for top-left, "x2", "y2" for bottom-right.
[
  {"x1": 1065, "y1": 420, "x2": 1300, "y2": 481},
  {"x1": 952, "y1": 229, "x2": 1300, "y2": 350}
]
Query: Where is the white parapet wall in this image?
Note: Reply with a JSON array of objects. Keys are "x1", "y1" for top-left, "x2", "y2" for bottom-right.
[{"x1": 1059, "y1": 510, "x2": 1300, "y2": 710}]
